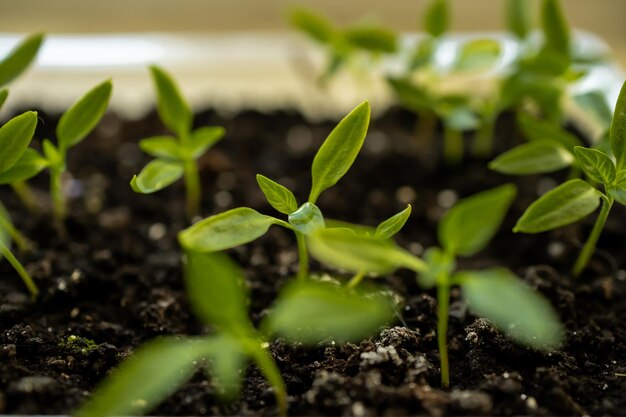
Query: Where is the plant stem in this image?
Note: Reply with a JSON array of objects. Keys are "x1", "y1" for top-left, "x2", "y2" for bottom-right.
[
  {"x1": 443, "y1": 126, "x2": 463, "y2": 166},
  {"x1": 0, "y1": 213, "x2": 31, "y2": 253},
  {"x1": 471, "y1": 117, "x2": 495, "y2": 158},
  {"x1": 11, "y1": 181, "x2": 39, "y2": 214},
  {"x1": 50, "y1": 167, "x2": 66, "y2": 223},
  {"x1": 347, "y1": 270, "x2": 366, "y2": 289},
  {"x1": 249, "y1": 341, "x2": 287, "y2": 417},
  {"x1": 0, "y1": 241, "x2": 38, "y2": 298},
  {"x1": 572, "y1": 195, "x2": 613, "y2": 277},
  {"x1": 295, "y1": 231, "x2": 308, "y2": 280},
  {"x1": 183, "y1": 159, "x2": 201, "y2": 219},
  {"x1": 436, "y1": 274, "x2": 451, "y2": 388}
]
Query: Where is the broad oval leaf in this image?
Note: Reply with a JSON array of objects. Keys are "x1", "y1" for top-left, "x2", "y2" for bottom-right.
[
  {"x1": 574, "y1": 147, "x2": 615, "y2": 185},
  {"x1": 184, "y1": 250, "x2": 250, "y2": 329},
  {"x1": 506, "y1": 0, "x2": 531, "y2": 40},
  {"x1": 424, "y1": 0, "x2": 449, "y2": 38},
  {"x1": 0, "y1": 111, "x2": 38, "y2": 174},
  {"x1": 454, "y1": 39, "x2": 501, "y2": 72},
  {"x1": 439, "y1": 184, "x2": 517, "y2": 257},
  {"x1": 308, "y1": 227, "x2": 425, "y2": 275},
  {"x1": 130, "y1": 159, "x2": 184, "y2": 194},
  {"x1": 489, "y1": 141, "x2": 574, "y2": 175},
  {"x1": 459, "y1": 268, "x2": 563, "y2": 350},
  {"x1": 288, "y1": 202, "x2": 325, "y2": 235},
  {"x1": 608, "y1": 170, "x2": 626, "y2": 206},
  {"x1": 375, "y1": 205, "x2": 411, "y2": 238},
  {"x1": 256, "y1": 174, "x2": 298, "y2": 215},
  {"x1": 290, "y1": 8, "x2": 336, "y2": 44},
  {"x1": 189, "y1": 126, "x2": 225, "y2": 159},
  {"x1": 514, "y1": 179, "x2": 602, "y2": 233},
  {"x1": 343, "y1": 26, "x2": 398, "y2": 53},
  {"x1": 179, "y1": 207, "x2": 282, "y2": 252},
  {"x1": 139, "y1": 136, "x2": 183, "y2": 160},
  {"x1": 517, "y1": 113, "x2": 581, "y2": 150},
  {"x1": 0, "y1": 33, "x2": 44, "y2": 87},
  {"x1": 611, "y1": 81, "x2": 626, "y2": 170},
  {"x1": 0, "y1": 89, "x2": 7, "y2": 110},
  {"x1": 0, "y1": 148, "x2": 47, "y2": 184},
  {"x1": 541, "y1": 0, "x2": 570, "y2": 55},
  {"x1": 309, "y1": 101, "x2": 370, "y2": 203},
  {"x1": 266, "y1": 280, "x2": 394, "y2": 344},
  {"x1": 57, "y1": 80, "x2": 112, "y2": 151},
  {"x1": 74, "y1": 337, "x2": 211, "y2": 417},
  {"x1": 150, "y1": 65, "x2": 192, "y2": 137}
]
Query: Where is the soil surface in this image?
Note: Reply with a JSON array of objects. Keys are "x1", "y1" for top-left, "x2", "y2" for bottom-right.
[{"x1": 1, "y1": 107, "x2": 625, "y2": 416}]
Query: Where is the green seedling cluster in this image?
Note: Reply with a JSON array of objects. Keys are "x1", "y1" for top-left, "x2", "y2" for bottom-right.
[
  {"x1": 308, "y1": 184, "x2": 564, "y2": 387},
  {"x1": 131, "y1": 66, "x2": 225, "y2": 219}
]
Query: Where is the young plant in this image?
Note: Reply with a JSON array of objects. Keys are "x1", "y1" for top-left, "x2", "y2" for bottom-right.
[
  {"x1": 75, "y1": 250, "x2": 393, "y2": 417},
  {"x1": 130, "y1": 66, "x2": 225, "y2": 219},
  {"x1": 0, "y1": 111, "x2": 40, "y2": 297},
  {"x1": 0, "y1": 33, "x2": 44, "y2": 88},
  {"x1": 308, "y1": 184, "x2": 564, "y2": 388},
  {"x1": 290, "y1": 8, "x2": 397, "y2": 84},
  {"x1": 514, "y1": 81, "x2": 626, "y2": 277},
  {"x1": 179, "y1": 101, "x2": 372, "y2": 280}
]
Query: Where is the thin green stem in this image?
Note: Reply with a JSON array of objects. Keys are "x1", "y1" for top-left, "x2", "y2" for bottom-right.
[
  {"x1": 183, "y1": 158, "x2": 201, "y2": 219},
  {"x1": 347, "y1": 270, "x2": 366, "y2": 289},
  {"x1": 295, "y1": 232, "x2": 308, "y2": 280},
  {"x1": 248, "y1": 340, "x2": 287, "y2": 417},
  {"x1": 443, "y1": 126, "x2": 463, "y2": 166},
  {"x1": 0, "y1": 213, "x2": 31, "y2": 253},
  {"x1": 50, "y1": 167, "x2": 66, "y2": 223},
  {"x1": 0, "y1": 241, "x2": 38, "y2": 298},
  {"x1": 11, "y1": 181, "x2": 39, "y2": 214},
  {"x1": 437, "y1": 281, "x2": 451, "y2": 388},
  {"x1": 471, "y1": 117, "x2": 495, "y2": 158},
  {"x1": 572, "y1": 195, "x2": 613, "y2": 277}
]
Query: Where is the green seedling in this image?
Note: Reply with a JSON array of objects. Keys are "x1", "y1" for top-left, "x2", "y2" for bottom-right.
[
  {"x1": 290, "y1": 8, "x2": 398, "y2": 84},
  {"x1": 0, "y1": 111, "x2": 40, "y2": 297},
  {"x1": 308, "y1": 184, "x2": 564, "y2": 388},
  {"x1": 75, "y1": 250, "x2": 393, "y2": 417},
  {"x1": 179, "y1": 101, "x2": 373, "y2": 280},
  {"x1": 0, "y1": 33, "x2": 44, "y2": 88},
  {"x1": 514, "y1": 81, "x2": 626, "y2": 277},
  {"x1": 131, "y1": 66, "x2": 224, "y2": 219}
]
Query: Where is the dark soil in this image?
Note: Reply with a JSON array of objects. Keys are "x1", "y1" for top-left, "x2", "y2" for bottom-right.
[{"x1": 1, "y1": 107, "x2": 625, "y2": 416}]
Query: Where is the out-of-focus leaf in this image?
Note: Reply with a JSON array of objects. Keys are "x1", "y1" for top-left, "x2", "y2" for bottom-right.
[
  {"x1": 150, "y1": 66, "x2": 192, "y2": 137},
  {"x1": 343, "y1": 26, "x2": 397, "y2": 53},
  {"x1": 454, "y1": 39, "x2": 501, "y2": 72},
  {"x1": 0, "y1": 111, "x2": 38, "y2": 174},
  {"x1": 0, "y1": 148, "x2": 47, "y2": 184},
  {"x1": 424, "y1": 0, "x2": 449, "y2": 38},
  {"x1": 290, "y1": 8, "x2": 337, "y2": 44},
  {"x1": 0, "y1": 33, "x2": 44, "y2": 87},
  {"x1": 489, "y1": 141, "x2": 573, "y2": 175}
]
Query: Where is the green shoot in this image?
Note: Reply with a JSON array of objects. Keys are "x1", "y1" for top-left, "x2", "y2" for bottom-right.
[
  {"x1": 0, "y1": 33, "x2": 44, "y2": 87},
  {"x1": 506, "y1": 0, "x2": 532, "y2": 41},
  {"x1": 130, "y1": 66, "x2": 225, "y2": 219},
  {"x1": 308, "y1": 184, "x2": 564, "y2": 388},
  {"x1": 514, "y1": 81, "x2": 626, "y2": 276},
  {"x1": 179, "y1": 101, "x2": 371, "y2": 280}
]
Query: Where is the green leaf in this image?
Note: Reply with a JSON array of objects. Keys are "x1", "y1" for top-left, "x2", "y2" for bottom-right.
[
  {"x1": 439, "y1": 184, "x2": 517, "y2": 257},
  {"x1": 256, "y1": 174, "x2": 297, "y2": 215},
  {"x1": 189, "y1": 126, "x2": 225, "y2": 159},
  {"x1": 266, "y1": 280, "x2": 394, "y2": 344},
  {"x1": 288, "y1": 202, "x2": 325, "y2": 235},
  {"x1": 308, "y1": 227, "x2": 425, "y2": 275},
  {"x1": 309, "y1": 101, "x2": 370, "y2": 203},
  {"x1": 139, "y1": 136, "x2": 183, "y2": 160},
  {"x1": 375, "y1": 205, "x2": 411, "y2": 238},
  {"x1": 608, "y1": 170, "x2": 626, "y2": 206},
  {"x1": 179, "y1": 207, "x2": 284, "y2": 252},
  {"x1": 514, "y1": 179, "x2": 603, "y2": 233},
  {"x1": 409, "y1": 38, "x2": 434, "y2": 70},
  {"x1": 541, "y1": 0, "x2": 570, "y2": 55},
  {"x1": 56, "y1": 80, "x2": 112, "y2": 151},
  {"x1": 150, "y1": 66, "x2": 192, "y2": 137},
  {"x1": 42, "y1": 139, "x2": 63, "y2": 168},
  {"x1": 459, "y1": 268, "x2": 563, "y2": 350},
  {"x1": 343, "y1": 26, "x2": 398, "y2": 53},
  {"x1": 184, "y1": 251, "x2": 250, "y2": 330},
  {"x1": 489, "y1": 141, "x2": 573, "y2": 175},
  {"x1": 290, "y1": 8, "x2": 337, "y2": 44},
  {"x1": 574, "y1": 91, "x2": 613, "y2": 130},
  {"x1": 611, "y1": 81, "x2": 626, "y2": 170},
  {"x1": 0, "y1": 89, "x2": 7, "y2": 110},
  {"x1": 130, "y1": 159, "x2": 184, "y2": 194},
  {"x1": 424, "y1": 0, "x2": 449, "y2": 38},
  {"x1": 419, "y1": 247, "x2": 455, "y2": 289},
  {"x1": 0, "y1": 111, "x2": 38, "y2": 174},
  {"x1": 74, "y1": 337, "x2": 212, "y2": 417},
  {"x1": 517, "y1": 113, "x2": 581, "y2": 150},
  {"x1": 0, "y1": 33, "x2": 44, "y2": 87},
  {"x1": 454, "y1": 39, "x2": 501, "y2": 72},
  {"x1": 387, "y1": 77, "x2": 433, "y2": 113},
  {"x1": 506, "y1": 0, "x2": 531, "y2": 40},
  {"x1": 0, "y1": 149, "x2": 47, "y2": 184},
  {"x1": 574, "y1": 147, "x2": 615, "y2": 185},
  {"x1": 202, "y1": 334, "x2": 246, "y2": 399}
]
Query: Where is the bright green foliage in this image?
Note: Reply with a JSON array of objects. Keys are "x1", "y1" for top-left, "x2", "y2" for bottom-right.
[
  {"x1": 454, "y1": 39, "x2": 501, "y2": 72},
  {"x1": 424, "y1": 0, "x2": 449, "y2": 39},
  {"x1": 506, "y1": 0, "x2": 531, "y2": 40},
  {"x1": 131, "y1": 66, "x2": 225, "y2": 219},
  {"x1": 180, "y1": 102, "x2": 375, "y2": 281},
  {"x1": 0, "y1": 33, "x2": 44, "y2": 87},
  {"x1": 541, "y1": 0, "x2": 570, "y2": 57},
  {"x1": 308, "y1": 184, "x2": 563, "y2": 388},
  {"x1": 514, "y1": 81, "x2": 626, "y2": 276},
  {"x1": 375, "y1": 204, "x2": 411, "y2": 238}
]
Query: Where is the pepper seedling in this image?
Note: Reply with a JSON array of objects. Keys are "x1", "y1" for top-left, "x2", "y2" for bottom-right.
[
  {"x1": 75, "y1": 249, "x2": 393, "y2": 417},
  {"x1": 179, "y1": 101, "x2": 374, "y2": 280},
  {"x1": 290, "y1": 8, "x2": 397, "y2": 84},
  {"x1": 514, "y1": 80, "x2": 626, "y2": 277},
  {"x1": 308, "y1": 184, "x2": 564, "y2": 388},
  {"x1": 0, "y1": 111, "x2": 40, "y2": 297},
  {"x1": 130, "y1": 66, "x2": 225, "y2": 219}
]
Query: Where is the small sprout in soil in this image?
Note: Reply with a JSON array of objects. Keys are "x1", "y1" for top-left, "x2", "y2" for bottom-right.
[
  {"x1": 308, "y1": 184, "x2": 564, "y2": 388},
  {"x1": 0, "y1": 33, "x2": 44, "y2": 87},
  {"x1": 515, "y1": 81, "x2": 626, "y2": 277},
  {"x1": 179, "y1": 101, "x2": 371, "y2": 280},
  {"x1": 0, "y1": 111, "x2": 39, "y2": 297},
  {"x1": 59, "y1": 334, "x2": 98, "y2": 355},
  {"x1": 76, "y1": 250, "x2": 393, "y2": 417},
  {"x1": 131, "y1": 66, "x2": 225, "y2": 219}
]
